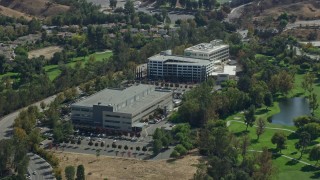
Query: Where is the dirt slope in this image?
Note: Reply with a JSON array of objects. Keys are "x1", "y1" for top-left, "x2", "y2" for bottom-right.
[
  {"x1": 0, "y1": 0, "x2": 70, "y2": 18},
  {"x1": 0, "y1": 5, "x2": 33, "y2": 20}
]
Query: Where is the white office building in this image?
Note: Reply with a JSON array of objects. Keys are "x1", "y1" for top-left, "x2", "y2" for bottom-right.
[
  {"x1": 71, "y1": 84, "x2": 173, "y2": 132},
  {"x1": 184, "y1": 40, "x2": 229, "y2": 62},
  {"x1": 147, "y1": 40, "x2": 230, "y2": 82},
  {"x1": 148, "y1": 50, "x2": 214, "y2": 82}
]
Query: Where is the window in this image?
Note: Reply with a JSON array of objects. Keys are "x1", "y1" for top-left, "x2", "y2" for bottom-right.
[{"x1": 105, "y1": 120, "x2": 120, "y2": 123}]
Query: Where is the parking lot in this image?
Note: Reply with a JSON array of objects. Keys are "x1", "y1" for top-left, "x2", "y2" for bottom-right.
[{"x1": 44, "y1": 120, "x2": 174, "y2": 160}]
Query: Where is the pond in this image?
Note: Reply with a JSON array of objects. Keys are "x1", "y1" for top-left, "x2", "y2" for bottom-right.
[{"x1": 271, "y1": 97, "x2": 311, "y2": 126}]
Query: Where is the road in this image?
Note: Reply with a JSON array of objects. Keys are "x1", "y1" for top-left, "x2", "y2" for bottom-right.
[
  {"x1": 225, "y1": 2, "x2": 252, "y2": 22},
  {"x1": 87, "y1": 0, "x2": 194, "y2": 23},
  {"x1": 285, "y1": 20, "x2": 320, "y2": 30},
  {"x1": 27, "y1": 153, "x2": 56, "y2": 180},
  {"x1": 0, "y1": 95, "x2": 56, "y2": 140}
]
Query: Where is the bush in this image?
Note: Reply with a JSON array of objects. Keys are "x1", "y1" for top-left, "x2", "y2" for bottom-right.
[
  {"x1": 95, "y1": 142, "x2": 99, "y2": 146},
  {"x1": 170, "y1": 150, "x2": 180, "y2": 158},
  {"x1": 107, "y1": 144, "x2": 110, "y2": 148},
  {"x1": 124, "y1": 145, "x2": 128, "y2": 150},
  {"x1": 77, "y1": 139, "x2": 81, "y2": 145},
  {"x1": 100, "y1": 142, "x2": 105, "y2": 147},
  {"x1": 136, "y1": 146, "x2": 140, "y2": 151},
  {"x1": 112, "y1": 143, "x2": 116, "y2": 148},
  {"x1": 142, "y1": 146, "x2": 147, "y2": 152},
  {"x1": 130, "y1": 147, "x2": 133, "y2": 150},
  {"x1": 300, "y1": 62, "x2": 310, "y2": 69},
  {"x1": 88, "y1": 141, "x2": 93, "y2": 146},
  {"x1": 118, "y1": 145, "x2": 122, "y2": 149},
  {"x1": 174, "y1": 144, "x2": 188, "y2": 156}
]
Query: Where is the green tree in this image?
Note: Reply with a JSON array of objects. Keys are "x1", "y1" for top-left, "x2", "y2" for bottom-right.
[
  {"x1": 65, "y1": 166, "x2": 75, "y2": 180},
  {"x1": 124, "y1": 0, "x2": 135, "y2": 15},
  {"x1": 153, "y1": 139, "x2": 162, "y2": 155},
  {"x1": 244, "y1": 105, "x2": 256, "y2": 131},
  {"x1": 109, "y1": 0, "x2": 117, "y2": 9},
  {"x1": 96, "y1": 149, "x2": 101, "y2": 159},
  {"x1": 301, "y1": 123, "x2": 320, "y2": 140},
  {"x1": 309, "y1": 93, "x2": 319, "y2": 116},
  {"x1": 76, "y1": 165, "x2": 85, "y2": 180},
  {"x1": 256, "y1": 118, "x2": 266, "y2": 141},
  {"x1": 174, "y1": 144, "x2": 188, "y2": 156},
  {"x1": 240, "y1": 135, "x2": 250, "y2": 157},
  {"x1": 170, "y1": 150, "x2": 180, "y2": 158},
  {"x1": 309, "y1": 146, "x2": 320, "y2": 166},
  {"x1": 301, "y1": 73, "x2": 315, "y2": 94},
  {"x1": 264, "y1": 92, "x2": 273, "y2": 110},
  {"x1": 271, "y1": 132, "x2": 286, "y2": 153},
  {"x1": 295, "y1": 132, "x2": 311, "y2": 159}
]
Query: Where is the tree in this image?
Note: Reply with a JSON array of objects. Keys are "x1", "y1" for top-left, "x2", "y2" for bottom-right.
[
  {"x1": 301, "y1": 123, "x2": 320, "y2": 140},
  {"x1": 309, "y1": 93, "x2": 319, "y2": 116},
  {"x1": 96, "y1": 149, "x2": 101, "y2": 159},
  {"x1": 136, "y1": 146, "x2": 140, "y2": 151},
  {"x1": 301, "y1": 73, "x2": 315, "y2": 94},
  {"x1": 309, "y1": 146, "x2": 320, "y2": 166},
  {"x1": 295, "y1": 132, "x2": 311, "y2": 159},
  {"x1": 142, "y1": 146, "x2": 147, "y2": 152},
  {"x1": 124, "y1": 0, "x2": 135, "y2": 15},
  {"x1": 271, "y1": 132, "x2": 286, "y2": 153},
  {"x1": 124, "y1": 145, "x2": 128, "y2": 150},
  {"x1": 109, "y1": 0, "x2": 117, "y2": 9},
  {"x1": 240, "y1": 135, "x2": 250, "y2": 157},
  {"x1": 264, "y1": 92, "x2": 273, "y2": 110},
  {"x1": 65, "y1": 166, "x2": 75, "y2": 180},
  {"x1": 76, "y1": 165, "x2": 85, "y2": 180},
  {"x1": 170, "y1": 150, "x2": 180, "y2": 158},
  {"x1": 174, "y1": 144, "x2": 188, "y2": 156},
  {"x1": 40, "y1": 101, "x2": 46, "y2": 110},
  {"x1": 244, "y1": 105, "x2": 256, "y2": 131},
  {"x1": 256, "y1": 118, "x2": 266, "y2": 140},
  {"x1": 153, "y1": 139, "x2": 162, "y2": 155}
]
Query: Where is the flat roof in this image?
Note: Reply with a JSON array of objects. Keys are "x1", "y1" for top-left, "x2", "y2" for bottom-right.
[
  {"x1": 119, "y1": 90, "x2": 171, "y2": 114},
  {"x1": 184, "y1": 43, "x2": 229, "y2": 54},
  {"x1": 73, "y1": 84, "x2": 154, "y2": 107},
  {"x1": 210, "y1": 65, "x2": 236, "y2": 76},
  {"x1": 148, "y1": 54, "x2": 211, "y2": 66}
]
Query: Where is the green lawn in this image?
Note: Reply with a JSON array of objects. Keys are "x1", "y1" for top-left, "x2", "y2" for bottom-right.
[
  {"x1": 45, "y1": 51, "x2": 113, "y2": 81},
  {"x1": 0, "y1": 72, "x2": 18, "y2": 79},
  {"x1": 228, "y1": 120, "x2": 320, "y2": 179},
  {"x1": 290, "y1": 73, "x2": 320, "y2": 117},
  {"x1": 1, "y1": 51, "x2": 113, "y2": 82}
]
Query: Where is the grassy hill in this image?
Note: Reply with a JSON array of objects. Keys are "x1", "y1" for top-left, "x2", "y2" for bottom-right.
[{"x1": 0, "y1": 0, "x2": 69, "y2": 18}]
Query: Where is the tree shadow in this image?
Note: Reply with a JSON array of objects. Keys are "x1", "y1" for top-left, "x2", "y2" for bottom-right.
[
  {"x1": 255, "y1": 109, "x2": 269, "y2": 115},
  {"x1": 311, "y1": 171, "x2": 320, "y2": 179},
  {"x1": 285, "y1": 159, "x2": 299, "y2": 166},
  {"x1": 166, "y1": 158, "x2": 178, "y2": 163},
  {"x1": 294, "y1": 92, "x2": 305, "y2": 97},
  {"x1": 234, "y1": 130, "x2": 249, "y2": 137},
  {"x1": 251, "y1": 139, "x2": 259, "y2": 144},
  {"x1": 287, "y1": 133, "x2": 298, "y2": 140},
  {"x1": 301, "y1": 165, "x2": 318, "y2": 172},
  {"x1": 310, "y1": 140, "x2": 320, "y2": 146},
  {"x1": 271, "y1": 152, "x2": 281, "y2": 159}
]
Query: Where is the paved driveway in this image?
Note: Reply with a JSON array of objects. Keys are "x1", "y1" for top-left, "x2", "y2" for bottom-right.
[{"x1": 27, "y1": 153, "x2": 56, "y2": 180}]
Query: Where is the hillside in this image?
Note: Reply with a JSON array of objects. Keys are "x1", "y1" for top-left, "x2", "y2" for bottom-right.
[
  {"x1": 255, "y1": 0, "x2": 320, "y2": 21},
  {"x1": 0, "y1": 0, "x2": 70, "y2": 18},
  {"x1": 0, "y1": 4, "x2": 33, "y2": 20}
]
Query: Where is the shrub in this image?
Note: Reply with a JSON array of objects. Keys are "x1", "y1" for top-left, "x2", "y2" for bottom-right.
[
  {"x1": 136, "y1": 146, "x2": 140, "y2": 151},
  {"x1": 170, "y1": 150, "x2": 180, "y2": 158},
  {"x1": 95, "y1": 142, "x2": 99, "y2": 146},
  {"x1": 174, "y1": 144, "x2": 188, "y2": 156},
  {"x1": 88, "y1": 141, "x2": 93, "y2": 146},
  {"x1": 118, "y1": 145, "x2": 122, "y2": 149}
]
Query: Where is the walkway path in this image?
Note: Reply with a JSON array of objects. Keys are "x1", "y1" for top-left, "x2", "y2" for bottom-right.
[
  {"x1": 248, "y1": 150, "x2": 314, "y2": 167},
  {"x1": 228, "y1": 120, "x2": 316, "y2": 167},
  {"x1": 226, "y1": 120, "x2": 295, "y2": 133}
]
